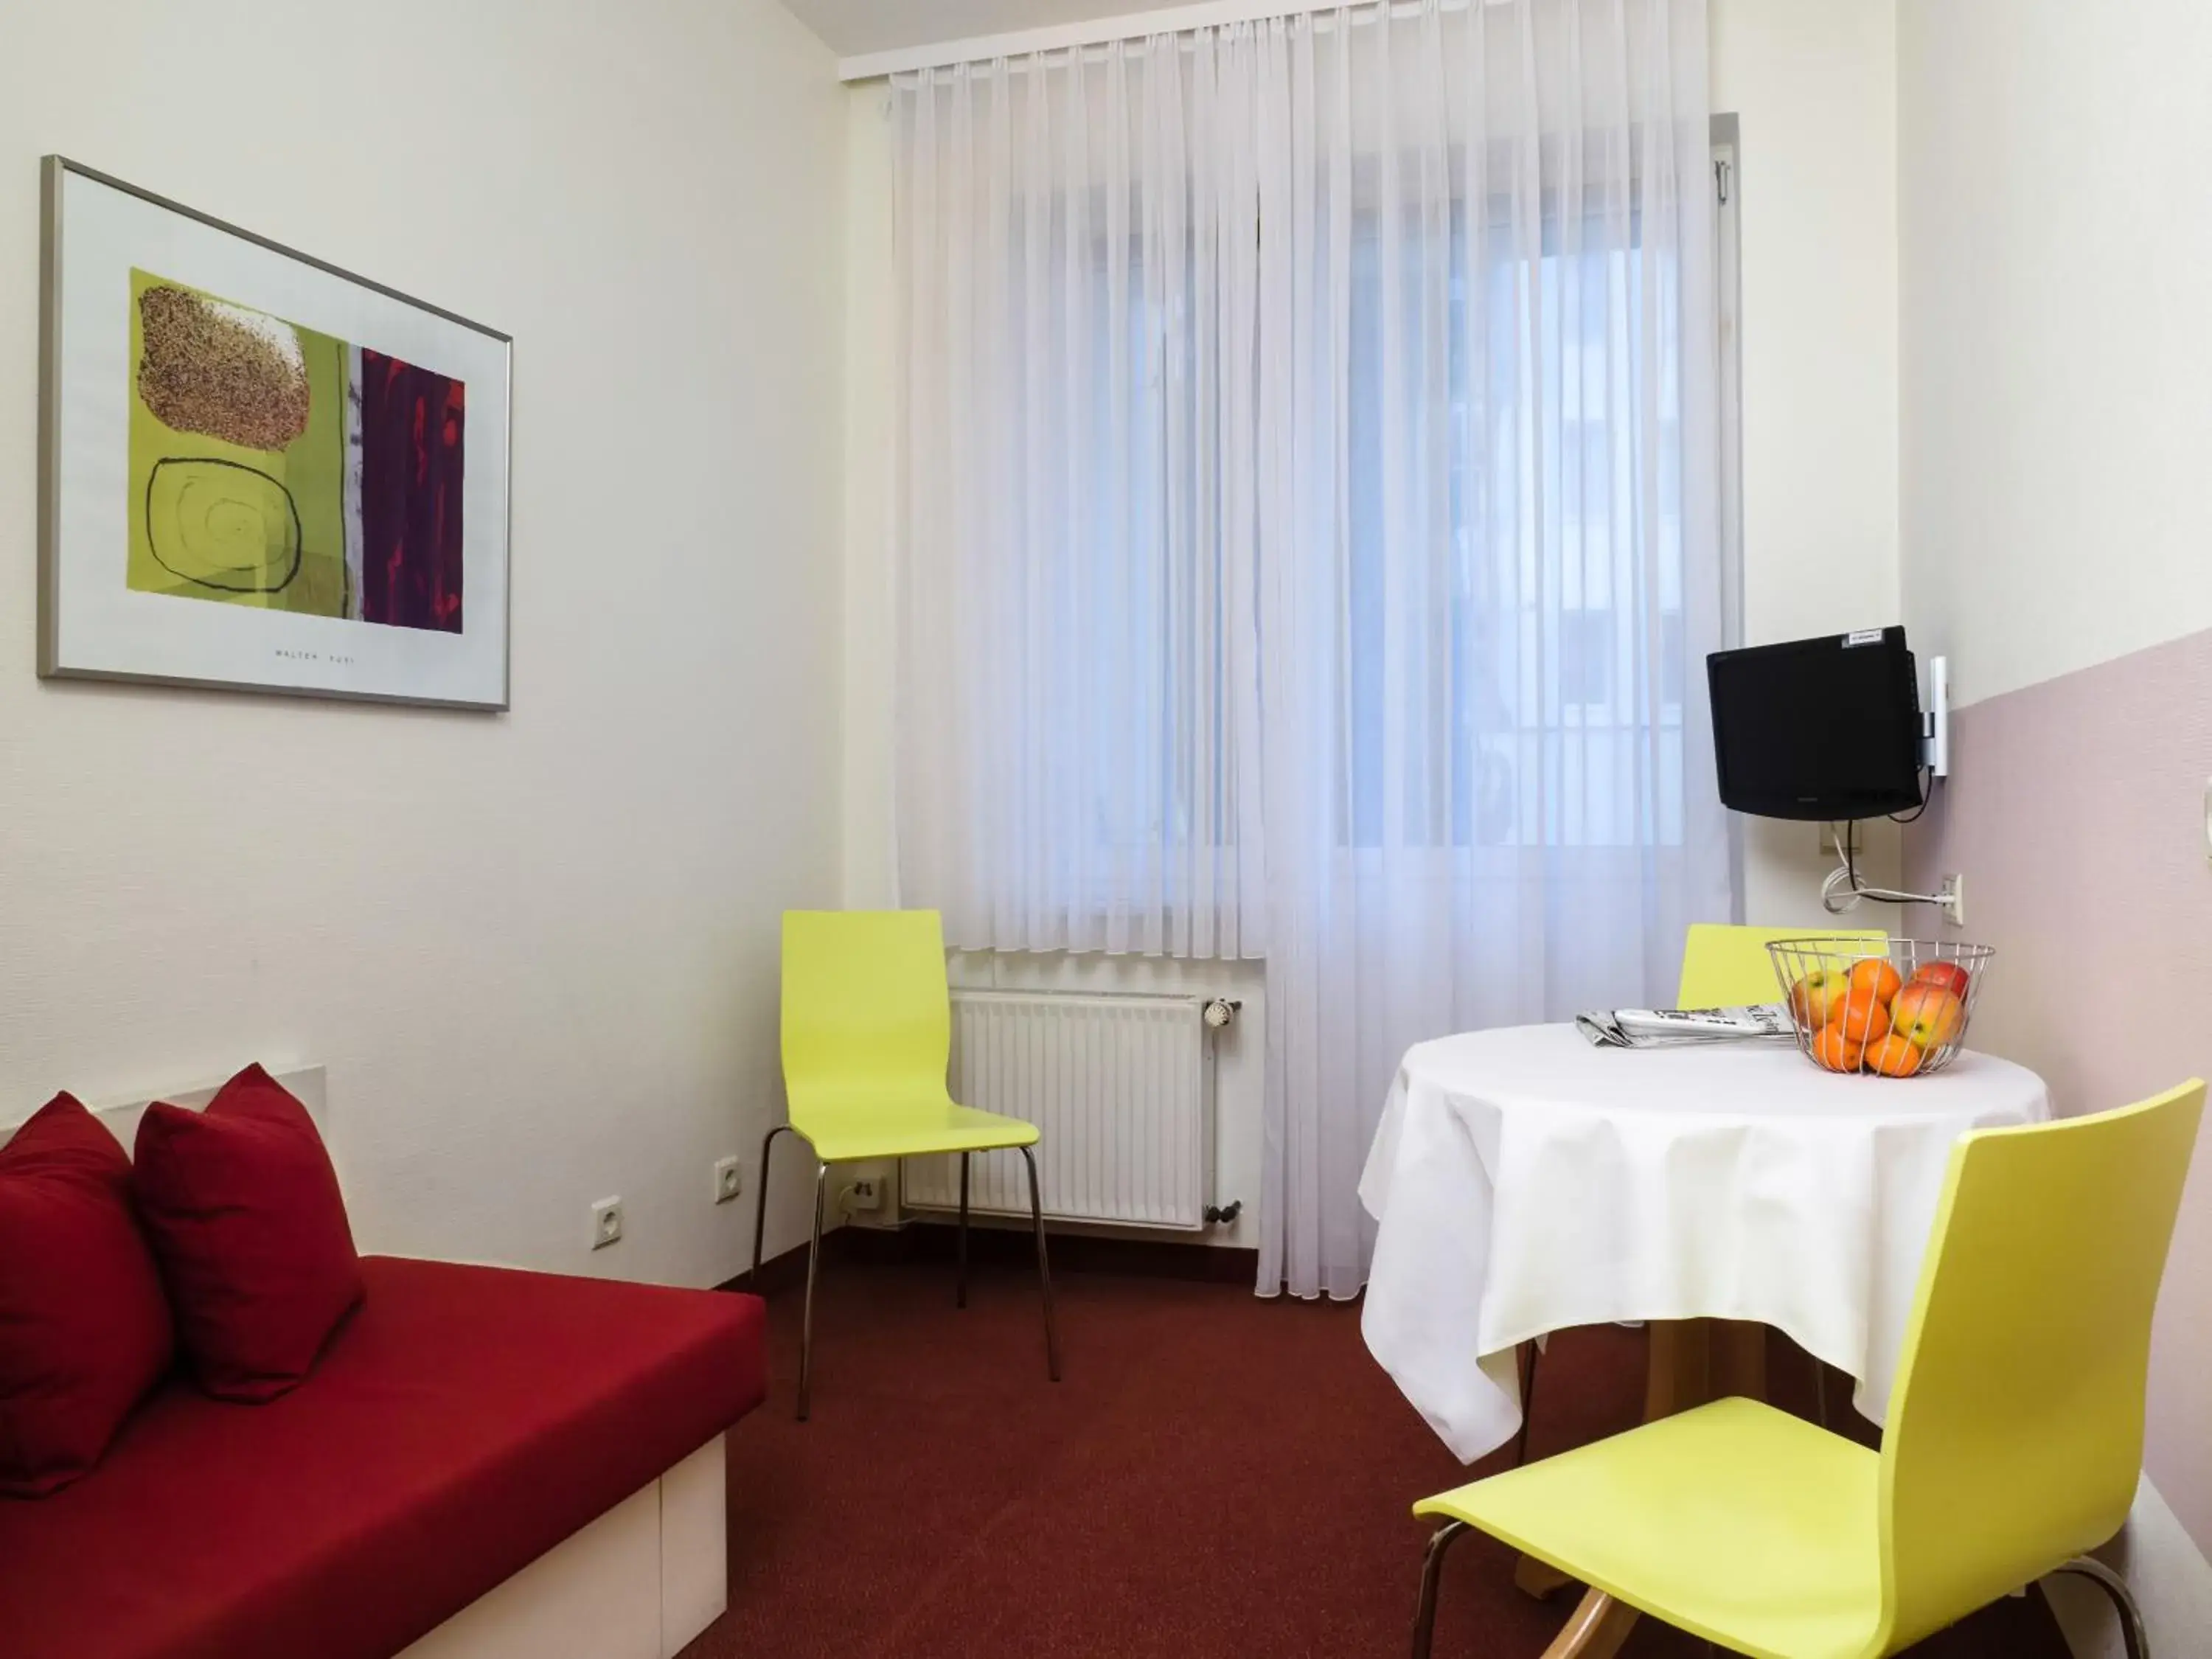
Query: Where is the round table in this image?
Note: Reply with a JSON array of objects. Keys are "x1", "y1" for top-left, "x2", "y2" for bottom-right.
[{"x1": 1358, "y1": 1023, "x2": 2051, "y2": 1464}]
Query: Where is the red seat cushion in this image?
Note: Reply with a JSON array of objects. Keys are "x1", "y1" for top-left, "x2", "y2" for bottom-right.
[
  {"x1": 0, "y1": 1096, "x2": 174, "y2": 1498},
  {"x1": 0, "y1": 1256, "x2": 768, "y2": 1659},
  {"x1": 131, "y1": 1065, "x2": 364, "y2": 1400}
]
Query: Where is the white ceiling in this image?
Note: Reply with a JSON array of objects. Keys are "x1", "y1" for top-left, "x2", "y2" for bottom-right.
[{"x1": 781, "y1": 0, "x2": 1157, "y2": 58}]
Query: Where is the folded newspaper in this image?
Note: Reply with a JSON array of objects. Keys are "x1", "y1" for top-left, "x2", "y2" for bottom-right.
[{"x1": 1575, "y1": 1004, "x2": 1796, "y2": 1048}]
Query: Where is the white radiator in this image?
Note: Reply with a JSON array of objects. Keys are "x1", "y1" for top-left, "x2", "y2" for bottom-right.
[{"x1": 904, "y1": 991, "x2": 1214, "y2": 1232}]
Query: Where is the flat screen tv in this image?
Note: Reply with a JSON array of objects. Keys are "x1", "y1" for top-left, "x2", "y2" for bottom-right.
[{"x1": 1708, "y1": 627, "x2": 1924, "y2": 821}]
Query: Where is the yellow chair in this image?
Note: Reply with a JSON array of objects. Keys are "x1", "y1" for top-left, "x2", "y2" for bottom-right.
[
  {"x1": 1677, "y1": 923, "x2": 1888, "y2": 1008},
  {"x1": 751, "y1": 910, "x2": 1060, "y2": 1420},
  {"x1": 1409, "y1": 1079, "x2": 2205, "y2": 1659}
]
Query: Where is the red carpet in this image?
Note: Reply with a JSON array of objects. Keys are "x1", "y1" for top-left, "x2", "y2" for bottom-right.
[{"x1": 686, "y1": 1256, "x2": 2067, "y2": 1658}]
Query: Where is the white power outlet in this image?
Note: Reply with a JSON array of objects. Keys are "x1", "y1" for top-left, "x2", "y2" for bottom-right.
[
  {"x1": 1938, "y1": 873, "x2": 1965, "y2": 928},
  {"x1": 590, "y1": 1196, "x2": 624, "y2": 1249},
  {"x1": 843, "y1": 1178, "x2": 882, "y2": 1213},
  {"x1": 712, "y1": 1156, "x2": 742, "y2": 1205}
]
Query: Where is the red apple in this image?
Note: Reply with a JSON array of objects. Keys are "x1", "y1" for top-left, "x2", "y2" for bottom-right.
[
  {"x1": 1891, "y1": 983, "x2": 1965, "y2": 1050},
  {"x1": 1907, "y1": 960, "x2": 1972, "y2": 1000}
]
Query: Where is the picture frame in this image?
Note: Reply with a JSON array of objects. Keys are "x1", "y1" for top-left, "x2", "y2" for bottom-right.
[{"x1": 38, "y1": 156, "x2": 513, "y2": 710}]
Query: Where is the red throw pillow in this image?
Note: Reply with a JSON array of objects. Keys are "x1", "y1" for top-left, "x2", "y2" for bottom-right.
[
  {"x1": 0, "y1": 1093, "x2": 175, "y2": 1496},
  {"x1": 133, "y1": 1065, "x2": 364, "y2": 1402}
]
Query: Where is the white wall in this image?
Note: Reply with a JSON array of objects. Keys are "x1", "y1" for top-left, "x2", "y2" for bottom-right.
[
  {"x1": 837, "y1": 4, "x2": 1903, "y2": 1225},
  {"x1": 0, "y1": 0, "x2": 847, "y2": 1289},
  {"x1": 1899, "y1": 0, "x2": 2212, "y2": 705},
  {"x1": 844, "y1": 84, "x2": 899, "y2": 912},
  {"x1": 1710, "y1": 0, "x2": 1904, "y2": 924}
]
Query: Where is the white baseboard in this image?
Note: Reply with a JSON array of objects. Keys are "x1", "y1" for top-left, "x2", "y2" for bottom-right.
[{"x1": 2045, "y1": 1475, "x2": 2212, "y2": 1658}]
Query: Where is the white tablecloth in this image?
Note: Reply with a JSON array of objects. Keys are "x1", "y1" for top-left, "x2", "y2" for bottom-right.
[{"x1": 1359, "y1": 1024, "x2": 2050, "y2": 1462}]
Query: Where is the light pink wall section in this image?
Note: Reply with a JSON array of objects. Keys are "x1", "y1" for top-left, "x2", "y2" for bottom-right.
[{"x1": 1905, "y1": 626, "x2": 2212, "y2": 1553}]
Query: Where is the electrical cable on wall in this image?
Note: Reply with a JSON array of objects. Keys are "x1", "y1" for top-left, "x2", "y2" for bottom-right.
[
  {"x1": 1820, "y1": 817, "x2": 1952, "y2": 916},
  {"x1": 1887, "y1": 768, "x2": 1934, "y2": 825}
]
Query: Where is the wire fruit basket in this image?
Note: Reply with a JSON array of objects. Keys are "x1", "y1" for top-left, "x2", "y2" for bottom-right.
[{"x1": 1766, "y1": 937, "x2": 1993, "y2": 1077}]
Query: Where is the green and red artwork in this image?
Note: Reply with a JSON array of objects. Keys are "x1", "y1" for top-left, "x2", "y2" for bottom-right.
[{"x1": 126, "y1": 270, "x2": 465, "y2": 633}]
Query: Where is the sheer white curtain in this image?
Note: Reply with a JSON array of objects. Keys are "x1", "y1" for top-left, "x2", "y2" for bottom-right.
[
  {"x1": 892, "y1": 35, "x2": 1266, "y2": 959},
  {"x1": 891, "y1": 0, "x2": 1732, "y2": 1301}
]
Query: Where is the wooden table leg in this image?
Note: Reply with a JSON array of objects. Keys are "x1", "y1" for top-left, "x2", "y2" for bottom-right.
[
  {"x1": 1644, "y1": 1318, "x2": 1715, "y2": 1419},
  {"x1": 1714, "y1": 1319, "x2": 1767, "y2": 1402},
  {"x1": 1538, "y1": 1590, "x2": 1638, "y2": 1658},
  {"x1": 1513, "y1": 1555, "x2": 1575, "y2": 1599}
]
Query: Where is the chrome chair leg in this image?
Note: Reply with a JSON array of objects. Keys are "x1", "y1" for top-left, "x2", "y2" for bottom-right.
[
  {"x1": 956, "y1": 1151, "x2": 970, "y2": 1310},
  {"x1": 796, "y1": 1163, "x2": 829, "y2": 1422},
  {"x1": 1020, "y1": 1144, "x2": 1060, "y2": 1380},
  {"x1": 2049, "y1": 1557, "x2": 2149, "y2": 1659},
  {"x1": 748, "y1": 1123, "x2": 792, "y2": 1287},
  {"x1": 1411, "y1": 1520, "x2": 1469, "y2": 1659}
]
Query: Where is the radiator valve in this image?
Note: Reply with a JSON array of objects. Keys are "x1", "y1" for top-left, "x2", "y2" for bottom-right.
[
  {"x1": 1205, "y1": 1200, "x2": 1243, "y2": 1225},
  {"x1": 1203, "y1": 998, "x2": 1238, "y2": 1029}
]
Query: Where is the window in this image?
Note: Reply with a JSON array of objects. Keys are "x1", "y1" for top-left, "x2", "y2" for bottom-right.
[
  {"x1": 891, "y1": 47, "x2": 1736, "y2": 961},
  {"x1": 1340, "y1": 140, "x2": 1739, "y2": 852}
]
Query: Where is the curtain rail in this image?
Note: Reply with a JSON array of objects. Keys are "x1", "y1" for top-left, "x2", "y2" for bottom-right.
[{"x1": 840, "y1": 0, "x2": 1519, "y2": 84}]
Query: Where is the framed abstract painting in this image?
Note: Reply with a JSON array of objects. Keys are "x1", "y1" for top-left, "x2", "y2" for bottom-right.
[{"x1": 38, "y1": 156, "x2": 512, "y2": 709}]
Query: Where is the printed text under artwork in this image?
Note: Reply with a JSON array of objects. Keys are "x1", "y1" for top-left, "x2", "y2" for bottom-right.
[{"x1": 127, "y1": 273, "x2": 466, "y2": 633}]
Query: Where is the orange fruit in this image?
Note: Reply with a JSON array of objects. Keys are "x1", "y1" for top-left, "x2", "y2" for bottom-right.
[
  {"x1": 1831, "y1": 985, "x2": 1892, "y2": 1046},
  {"x1": 1811, "y1": 1025, "x2": 1864, "y2": 1073},
  {"x1": 1863, "y1": 1033, "x2": 1927, "y2": 1077},
  {"x1": 1846, "y1": 957, "x2": 1903, "y2": 1006}
]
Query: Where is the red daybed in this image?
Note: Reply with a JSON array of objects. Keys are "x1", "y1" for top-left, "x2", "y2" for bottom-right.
[{"x1": 0, "y1": 1255, "x2": 768, "y2": 1659}]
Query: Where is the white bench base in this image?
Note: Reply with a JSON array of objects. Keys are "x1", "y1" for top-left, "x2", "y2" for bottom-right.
[{"x1": 399, "y1": 1434, "x2": 728, "y2": 1659}]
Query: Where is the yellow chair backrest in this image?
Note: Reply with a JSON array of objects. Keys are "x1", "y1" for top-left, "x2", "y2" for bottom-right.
[
  {"x1": 780, "y1": 910, "x2": 953, "y2": 1135},
  {"x1": 1676, "y1": 923, "x2": 1887, "y2": 1008},
  {"x1": 1876, "y1": 1079, "x2": 2206, "y2": 1651}
]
